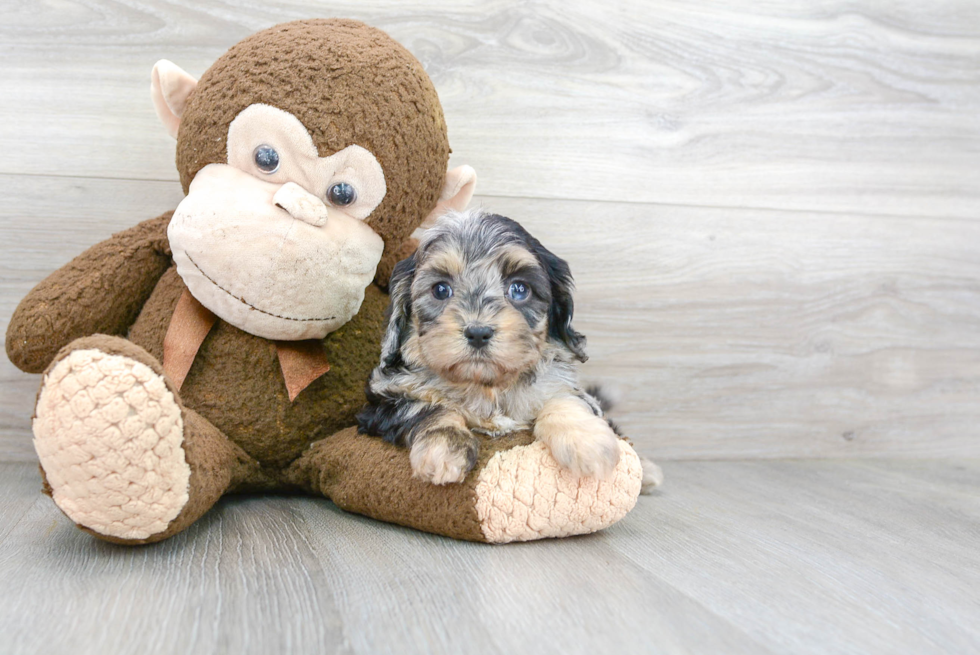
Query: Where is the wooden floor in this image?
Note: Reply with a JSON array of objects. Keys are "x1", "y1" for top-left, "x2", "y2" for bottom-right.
[
  {"x1": 2, "y1": 1, "x2": 979, "y2": 653},
  {"x1": 1, "y1": 459, "x2": 978, "y2": 654}
]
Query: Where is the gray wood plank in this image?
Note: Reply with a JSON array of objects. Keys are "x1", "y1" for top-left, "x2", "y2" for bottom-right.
[
  {"x1": 0, "y1": 464, "x2": 350, "y2": 655},
  {"x1": 1, "y1": 0, "x2": 977, "y2": 217},
  {"x1": 490, "y1": 196, "x2": 980, "y2": 460},
  {"x1": 2, "y1": 459, "x2": 977, "y2": 655},
  {"x1": 0, "y1": 461, "x2": 769, "y2": 655},
  {"x1": 608, "y1": 459, "x2": 980, "y2": 655},
  {"x1": 292, "y1": 499, "x2": 771, "y2": 655},
  {"x1": 0, "y1": 463, "x2": 45, "y2": 545},
  {"x1": 3, "y1": 179, "x2": 979, "y2": 460},
  {"x1": 2, "y1": 2, "x2": 977, "y2": 654}
]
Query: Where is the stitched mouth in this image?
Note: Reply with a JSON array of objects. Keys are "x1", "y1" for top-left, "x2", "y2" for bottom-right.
[{"x1": 184, "y1": 251, "x2": 337, "y2": 323}]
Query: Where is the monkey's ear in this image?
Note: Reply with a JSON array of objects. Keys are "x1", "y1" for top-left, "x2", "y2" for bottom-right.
[
  {"x1": 420, "y1": 165, "x2": 477, "y2": 228},
  {"x1": 151, "y1": 60, "x2": 198, "y2": 139},
  {"x1": 439, "y1": 165, "x2": 477, "y2": 211},
  {"x1": 379, "y1": 252, "x2": 418, "y2": 369}
]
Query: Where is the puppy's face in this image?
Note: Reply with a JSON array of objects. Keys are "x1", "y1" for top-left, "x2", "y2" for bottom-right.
[
  {"x1": 409, "y1": 235, "x2": 550, "y2": 386},
  {"x1": 381, "y1": 211, "x2": 588, "y2": 387}
]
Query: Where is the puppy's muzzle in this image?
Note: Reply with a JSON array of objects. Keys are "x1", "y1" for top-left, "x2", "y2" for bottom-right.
[{"x1": 464, "y1": 324, "x2": 494, "y2": 349}]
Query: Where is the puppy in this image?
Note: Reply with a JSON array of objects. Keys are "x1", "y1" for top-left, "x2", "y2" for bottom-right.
[{"x1": 357, "y1": 209, "x2": 623, "y2": 485}]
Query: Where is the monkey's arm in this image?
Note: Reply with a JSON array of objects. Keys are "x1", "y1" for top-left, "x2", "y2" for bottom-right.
[
  {"x1": 285, "y1": 427, "x2": 643, "y2": 543},
  {"x1": 6, "y1": 212, "x2": 173, "y2": 373}
]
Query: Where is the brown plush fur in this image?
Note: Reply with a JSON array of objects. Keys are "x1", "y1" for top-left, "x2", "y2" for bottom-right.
[
  {"x1": 8, "y1": 20, "x2": 639, "y2": 545},
  {"x1": 36, "y1": 333, "x2": 272, "y2": 545},
  {"x1": 6, "y1": 213, "x2": 173, "y2": 374},
  {"x1": 374, "y1": 237, "x2": 420, "y2": 293},
  {"x1": 176, "y1": 19, "x2": 450, "y2": 286},
  {"x1": 283, "y1": 426, "x2": 539, "y2": 542},
  {"x1": 6, "y1": 20, "x2": 465, "y2": 543},
  {"x1": 129, "y1": 263, "x2": 390, "y2": 470}
]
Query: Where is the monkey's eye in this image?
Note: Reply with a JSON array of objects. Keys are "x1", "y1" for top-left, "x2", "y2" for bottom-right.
[
  {"x1": 508, "y1": 281, "x2": 531, "y2": 302},
  {"x1": 327, "y1": 182, "x2": 357, "y2": 206},
  {"x1": 253, "y1": 145, "x2": 280, "y2": 174},
  {"x1": 432, "y1": 282, "x2": 453, "y2": 301}
]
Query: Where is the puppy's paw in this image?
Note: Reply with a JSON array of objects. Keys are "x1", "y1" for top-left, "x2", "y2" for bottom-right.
[
  {"x1": 410, "y1": 428, "x2": 479, "y2": 485},
  {"x1": 536, "y1": 412, "x2": 621, "y2": 480},
  {"x1": 639, "y1": 456, "x2": 664, "y2": 494}
]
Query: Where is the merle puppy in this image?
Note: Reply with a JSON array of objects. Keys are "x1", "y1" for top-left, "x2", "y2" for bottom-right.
[{"x1": 357, "y1": 209, "x2": 623, "y2": 485}]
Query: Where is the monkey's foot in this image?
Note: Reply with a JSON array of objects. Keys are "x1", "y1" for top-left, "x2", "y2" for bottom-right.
[
  {"x1": 473, "y1": 439, "x2": 642, "y2": 543},
  {"x1": 33, "y1": 345, "x2": 190, "y2": 541}
]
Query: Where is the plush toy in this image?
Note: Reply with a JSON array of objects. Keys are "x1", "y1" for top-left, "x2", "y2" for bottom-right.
[{"x1": 5, "y1": 19, "x2": 643, "y2": 545}]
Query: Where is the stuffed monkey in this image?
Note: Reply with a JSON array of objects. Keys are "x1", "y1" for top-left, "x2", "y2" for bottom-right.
[{"x1": 6, "y1": 19, "x2": 643, "y2": 545}]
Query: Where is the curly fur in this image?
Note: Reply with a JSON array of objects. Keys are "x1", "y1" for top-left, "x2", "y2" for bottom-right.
[{"x1": 357, "y1": 209, "x2": 620, "y2": 484}]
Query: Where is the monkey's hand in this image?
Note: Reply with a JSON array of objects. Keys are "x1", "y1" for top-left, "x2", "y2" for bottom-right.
[{"x1": 6, "y1": 213, "x2": 173, "y2": 373}]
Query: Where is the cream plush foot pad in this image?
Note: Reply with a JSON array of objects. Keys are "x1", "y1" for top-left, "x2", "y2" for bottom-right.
[
  {"x1": 33, "y1": 349, "x2": 191, "y2": 540},
  {"x1": 474, "y1": 440, "x2": 642, "y2": 543}
]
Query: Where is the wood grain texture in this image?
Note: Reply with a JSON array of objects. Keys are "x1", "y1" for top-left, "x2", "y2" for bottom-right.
[
  {"x1": 0, "y1": 466, "x2": 350, "y2": 654},
  {"x1": 1, "y1": 459, "x2": 977, "y2": 654},
  {"x1": 488, "y1": 196, "x2": 980, "y2": 459},
  {"x1": 610, "y1": 458, "x2": 980, "y2": 655},
  {"x1": 4, "y1": 178, "x2": 977, "y2": 460},
  {"x1": 2, "y1": 4, "x2": 977, "y2": 654},
  {"x1": 0, "y1": 0, "x2": 977, "y2": 217},
  {"x1": 291, "y1": 502, "x2": 770, "y2": 655}
]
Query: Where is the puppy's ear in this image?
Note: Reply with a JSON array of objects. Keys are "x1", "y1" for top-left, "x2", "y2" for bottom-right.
[
  {"x1": 380, "y1": 251, "x2": 417, "y2": 369},
  {"x1": 532, "y1": 241, "x2": 588, "y2": 363}
]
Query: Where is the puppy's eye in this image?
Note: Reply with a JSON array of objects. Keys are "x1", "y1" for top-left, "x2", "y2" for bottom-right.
[
  {"x1": 508, "y1": 281, "x2": 531, "y2": 301},
  {"x1": 432, "y1": 282, "x2": 453, "y2": 301},
  {"x1": 253, "y1": 145, "x2": 280, "y2": 174},
  {"x1": 327, "y1": 182, "x2": 357, "y2": 206}
]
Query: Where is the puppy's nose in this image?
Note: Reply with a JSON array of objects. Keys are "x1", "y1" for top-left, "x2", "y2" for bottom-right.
[{"x1": 464, "y1": 325, "x2": 494, "y2": 349}]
